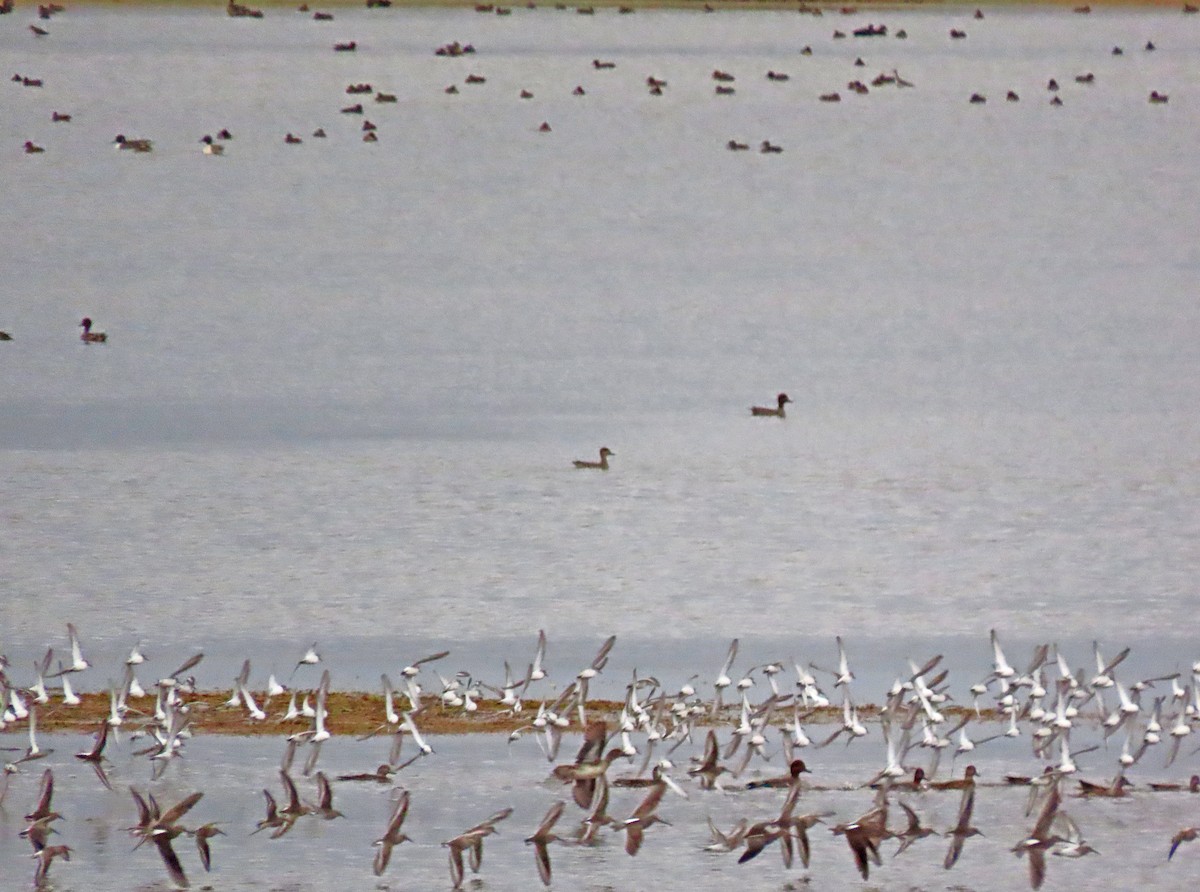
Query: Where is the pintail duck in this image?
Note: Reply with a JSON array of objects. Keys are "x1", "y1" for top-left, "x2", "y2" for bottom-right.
[
  {"x1": 113, "y1": 134, "x2": 152, "y2": 151},
  {"x1": 929, "y1": 764, "x2": 977, "y2": 791},
  {"x1": 1149, "y1": 775, "x2": 1200, "y2": 792},
  {"x1": 715, "y1": 85, "x2": 735, "y2": 95},
  {"x1": 538, "y1": 121, "x2": 551, "y2": 132},
  {"x1": 23, "y1": 140, "x2": 45, "y2": 154},
  {"x1": 573, "y1": 85, "x2": 585, "y2": 95},
  {"x1": 820, "y1": 92, "x2": 841, "y2": 102},
  {"x1": 573, "y1": 447, "x2": 613, "y2": 470},
  {"x1": 79, "y1": 317, "x2": 107, "y2": 342},
  {"x1": 341, "y1": 102, "x2": 363, "y2": 114},
  {"x1": 312, "y1": 128, "x2": 326, "y2": 138},
  {"x1": 519, "y1": 89, "x2": 533, "y2": 99},
  {"x1": 969, "y1": 92, "x2": 986, "y2": 104},
  {"x1": 285, "y1": 133, "x2": 303, "y2": 143},
  {"x1": 745, "y1": 758, "x2": 809, "y2": 789},
  {"x1": 363, "y1": 131, "x2": 378, "y2": 142},
  {"x1": 375, "y1": 92, "x2": 396, "y2": 102},
  {"x1": 30, "y1": 23, "x2": 49, "y2": 36},
  {"x1": 333, "y1": 41, "x2": 356, "y2": 52},
  {"x1": 1149, "y1": 91, "x2": 1169, "y2": 104},
  {"x1": 750, "y1": 392, "x2": 791, "y2": 417},
  {"x1": 0, "y1": 330, "x2": 11, "y2": 340},
  {"x1": 51, "y1": 110, "x2": 70, "y2": 121},
  {"x1": 766, "y1": 70, "x2": 789, "y2": 81},
  {"x1": 200, "y1": 135, "x2": 224, "y2": 155},
  {"x1": 727, "y1": 139, "x2": 749, "y2": 151},
  {"x1": 593, "y1": 59, "x2": 615, "y2": 69}
]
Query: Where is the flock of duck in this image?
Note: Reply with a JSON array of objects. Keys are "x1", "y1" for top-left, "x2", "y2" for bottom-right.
[
  {"x1": 8, "y1": 4, "x2": 1192, "y2": 156},
  {"x1": 4, "y1": 627, "x2": 1200, "y2": 888}
]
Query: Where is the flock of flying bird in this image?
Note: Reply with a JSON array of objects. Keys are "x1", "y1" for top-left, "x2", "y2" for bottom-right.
[
  {"x1": 3, "y1": 627, "x2": 1200, "y2": 888},
  {"x1": 8, "y1": 4, "x2": 1191, "y2": 157}
]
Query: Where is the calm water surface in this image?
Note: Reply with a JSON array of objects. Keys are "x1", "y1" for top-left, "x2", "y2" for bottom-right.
[{"x1": 1, "y1": 6, "x2": 1199, "y2": 885}]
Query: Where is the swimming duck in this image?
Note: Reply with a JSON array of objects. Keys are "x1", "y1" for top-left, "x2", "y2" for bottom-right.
[
  {"x1": 200, "y1": 135, "x2": 224, "y2": 155},
  {"x1": 751, "y1": 392, "x2": 791, "y2": 417},
  {"x1": 573, "y1": 447, "x2": 614, "y2": 470},
  {"x1": 285, "y1": 133, "x2": 303, "y2": 144},
  {"x1": 51, "y1": 110, "x2": 70, "y2": 122},
  {"x1": 79, "y1": 317, "x2": 107, "y2": 343},
  {"x1": 113, "y1": 134, "x2": 152, "y2": 152},
  {"x1": 0, "y1": 331, "x2": 12, "y2": 340},
  {"x1": 23, "y1": 140, "x2": 45, "y2": 154}
]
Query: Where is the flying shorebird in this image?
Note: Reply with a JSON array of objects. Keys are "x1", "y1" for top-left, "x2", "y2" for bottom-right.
[
  {"x1": 373, "y1": 789, "x2": 413, "y2": 876},
  {"x1": 443, "y1": 807, "x2": 513, "y2": 889},
  {"x1": 74, "y1": 719, "x2": 113, "y2": 791},
  {"x1": 525, "y1": 799, "x2": 566, "y2": 886},
  {"x1": 191, "y1": 823, "x2": 224, "y2": 872},
  {"x1": 943, "y1": 783, "x2": 982, "y2": 869}
]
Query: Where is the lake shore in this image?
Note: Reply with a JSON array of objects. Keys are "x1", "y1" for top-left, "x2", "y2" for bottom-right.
[
  {"x1": 19, "y1": 692, "x2": 996, "y2": 737},
  {"x1": 24, "y1": 0, "x2": 1197, "y2": 13}
]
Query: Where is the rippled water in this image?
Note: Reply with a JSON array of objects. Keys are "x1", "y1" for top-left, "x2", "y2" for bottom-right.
[{"x1": 1, "y1": 5, "x2": 1200, "y2": 886}]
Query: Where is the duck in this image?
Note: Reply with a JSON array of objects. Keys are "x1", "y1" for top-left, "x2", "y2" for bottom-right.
[
  {"x1": 745, "y1": 758, "x2": 809, "y2": 789},
  {"x1": 759, "y1": 140, "x2": 782, "y2": 153},
  {"x1": 1149, "y1": 775, "x2": 1200, "y2": 792},
  {"x1": 726, "y1": 139, "x2": 749, "y2": 151},
  {"x1": 113, "y1": 134, "x2": 152, "y2": 152},
  {"x1": 929, "y1": 764, "x2": 979, "y2": 791},
  {"x1": 375, "y1": 92, "x2": 397, "y2": 103},
  {"x1": 1149, "y1": 90, "x2": 1169, "y2": 104},
  {"x1": 538, "y1": 122, "x2": 552, "y2": 132},
  {"x1": 312, "y1": 128, "x2": 326, "y2": 138},
  {"x1": 751, "y1": 393, "x2": 792, "y2": 417},
  {"x1": 23, "y1": 140, "x2": 45, "y2": 154},
  {"x1": 51, "y1": 110, "x2": 70, "y2": 122},
  {"x1": 199, "y1": 135, "x2": 224, "y2": 155},
  {"x1": 573, "y1": 447, "x2": 614, "y2": 470},
  {"x1": 79, "y1": 317, "x2": 107, "y2": 343}
]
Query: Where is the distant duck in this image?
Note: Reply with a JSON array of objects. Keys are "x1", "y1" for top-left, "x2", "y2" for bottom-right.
[
  {"x1": 285, "y1": 132, "x2": 303, "y2": 144},
  {"x1": 23, "y1": 140, "x2": 45, "y2": 153},
  {"x1": 333, "y1": 41, "x2": 356, "y2": 52},
  {"x1": 538, "y1": 121, "x2": 552, "y2": 132},
  {"x1": 362, "y1": 119, "x2": 377, "y2": 131},
  {"x1": 1006, "y1": 90, "x2": 1020, "y2": 102},
  {"x1": 0, "y1": 330, "x2": 12, "y2": 340},
  {"x1": 29, "y1": 24, "x2": 48, "y2": 36},
  {"x1": 363, "y1": 131, "x2": 378, "y2": 142},
  {"x1": 519, "y1": 89, "x2": 533, "y2": 99},
  {"x1": 445, "y1": 85, "x2": 459, "y2": 94},
  {"x1": 726, "y1": 139, "x2": 749, "y2": 151},
  {"x1": 51, "y1": 110, "x2": 70, "y2": 122},
  {"x1": 375, "y1": 92, "x2": 397, "y2": 102},
  {"x1": 592, "y1": 59, "x2": 616, "y2": 69},
  {"x1": 715, "y1": 85, "x2": 735, "y2": 95},
  {"x1": 200, "y1": 135, "x2": 224, "y2": 155},
  {"x1": 217, "y1": 129, "x2": 233, "y2": 140},
  {"x1": 751, "y1": 393, "x2": 792, "y2": 417},
  {"x1": 312, "y1": 128, "x2": 326, "y2": 138},
  {"x1": 341, "y1": 103, "x2": 364, "y2": 114},
  {"x1": 79, "y1": 317, "x2": 107, "y2": 343},
  {"x1": 759, "y1": 140, "x2": 782, "y2": 153},
  {"x1": 1149, "y1": 90, "x2": 1169, "y2": 104},
  {"x1": 113, "y1": 134, "x2": 152, "y2": 152},
  {"x1": 819, "y1": 92, "x2": 841, "y2": 102},
  {"x1": 1050, "y1": 96, "x2": 1063, "y2": 106},
  {"x1": 573, "y1": 447, "x2": 614, "y2": 470},
  {"x1": 1145, "y1": 41, "x2": 1156, "y2": 51},
  {"x1": 1075, "y1": 72, "x2": 1095, "y2": 84},
  {"x1": 969, "y1": 92, "x2": 986, "y2": 104},
  {"x1": 573, "y1": 85, "x2": 585, "y2": 95},
  {"x1": 766, "y1": 71, "x2": 789, "y2": 81}
]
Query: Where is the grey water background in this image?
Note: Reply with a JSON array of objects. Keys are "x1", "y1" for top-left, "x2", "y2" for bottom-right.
[{"x1": 1, "y1": 5, "x2": 1200, "y2": 886}]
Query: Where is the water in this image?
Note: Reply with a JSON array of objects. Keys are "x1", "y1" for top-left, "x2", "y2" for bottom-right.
[{"x1": 1, "y1": 5, "x2": 1200, "y2": 886}]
